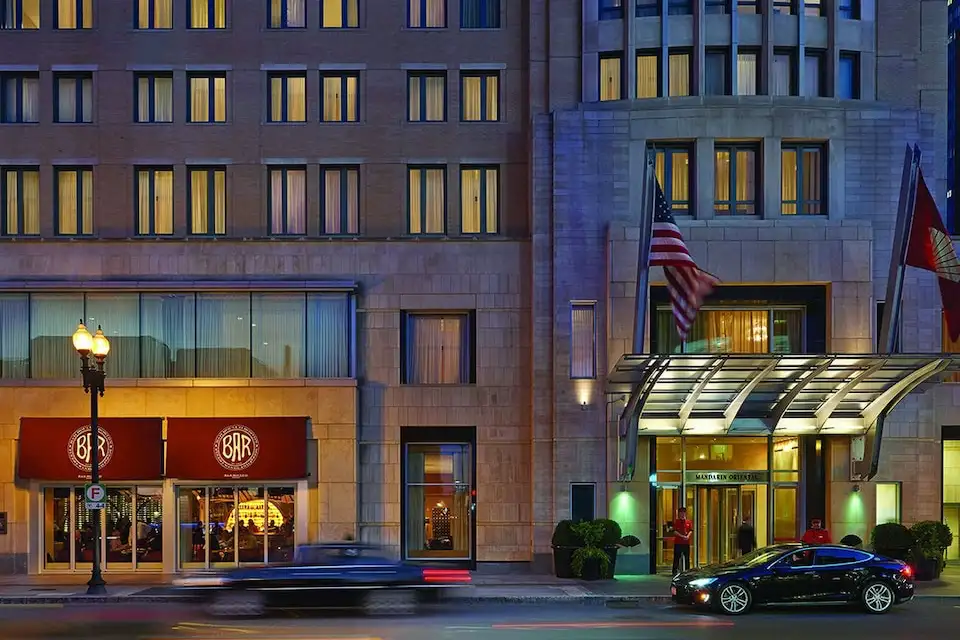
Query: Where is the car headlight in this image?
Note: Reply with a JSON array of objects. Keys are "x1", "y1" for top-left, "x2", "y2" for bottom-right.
[
  {"x1": 173, "y1": 576, "x2": 227, "y2": 588},
  {"x1": 688, "y1": 578, "x2": 717, "y2": 588}
]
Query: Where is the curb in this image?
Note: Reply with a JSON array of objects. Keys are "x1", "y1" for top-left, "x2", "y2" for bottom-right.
[{"x1": 0, "y1": 594, "x2": 669, "y2": 606}]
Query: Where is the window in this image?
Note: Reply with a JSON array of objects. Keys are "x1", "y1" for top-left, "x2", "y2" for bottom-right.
[
  {"x1": 876, "y1": 483, "x2": 901, "y2": 525},
  {"x1": 402, "y1": 312, "x2": 474, "y2": 384},
  {"x1": 839, "y1": 52, "x2": 860, "y2": 100},
  {"x1": 839, "y1": 0, "x2": 859, "y2": 19},
  {"x1": 460, "y1": 71, "x2": 498, "y2": 121},
  {"x1": 781, "y1": 144, "x2": 825, "y2": 215},
  {"x1": 668, "y1": 51, "x2": 691, "y2": 97},
  {"x1": 460, "y1": 166, "x2": 498, "y2": 235},
  {"x1": 0, "y1": 73, "x2": 39, "y2": 123},
  {"x1": 599, "y1": 53, "x2": 623, "y2": 101},
  {"x1": 135, "y1": 167, "x2": 174, "y2": 235},
  {"x1": 704, "y1": 0, "x2": 728, "y2": 14},
  {"x1": 570, "y1": 303, "x2": 597, "y2": 379},
  {"x1": 269, "y1": 0, "x2": 305, "y2": 28},
  {"x1": 0, "y1": 0, "x2": 39, "y2": 28},
  {"x1": 189, "y1": 0, "x2": 226, "y2": 29},
  {"x1": 737, "y1": 0, "x2": 759, "y2": 13},
  {"x1": 267, "y1": 166, "x2": 307, "y2": 235},
  {"x1": 704, "y1": 50, "x2": 728, "y2": 96},
  {"x1": 408, "y1": 166, "x2": 446, "y2": 235},
  {"x1": 814, "y1": 548, "x2": 870, "y2": 565},
  {"x1": 56, "y1": 0, "x2": 93, "y2": 28},
  {"x1": 598, "y1": 0, "x2": 622, "y2": 20},
  {"x1": 803, "y1": 51, "x2": 825, "y2": 97},
  {"x1": 321, "y1": 73, "x2": 359, "y2": 122},
  {"x1": 135, "y1": 73, "x2": 174, "y2": 123},
  {"x1": 636, "y1": 0, "x2": 658, "y2": 16},
  {"x1": 737, "y1": 50, "x2": 758, "y2": 96},
  {"x1": 636, "y1": 51, "x2": 659, "y2": 99},
  {"x1": 715, "y1": 144, "x2": 758, "y2": 215},
  {"x1": 570, "y1": 484, "x2": 597, "y2": 522},
  {"x1": 188, "y1": 166, "x2": 226, "y2": 235},
  {"x1": 771, "y1": 50, "x2": 795, "y2": 96},
  {"x1": 461, "y1": 0, "x2": 499, "y2": 28},
  {"x1": 403, "y1": 441, "x2": 474, "y2": 560},
  {"x1": 136, "y1": 0, "x2": 173, "y2": 29},
  {"x1": 652, "y1": 145, "x2": 691, "y2": 214},
  {"x1": 772, "y1": 0, "x2": 792, "y2": 13},
  {"x1": 408, "y1": 72, "x2": 446, "y2": 122},
  {"x1": 408, "y1": 0, "x2": 445, "y2": 28},
  {"x1": 55, "y1": 167, "x2": 94, "y2": 236},
  {"x1": 1, "y1": 167, "x2": 40, "y2": 236},
  {"x1": 657, "y1": 306, "x2": 805, "y2": 354},
  {"x1": 322, "y1": 0, "x2": 358, "y2": 28},
  {"x1": 803, "y1": 0, "x2": 821, "y2": 17},
  {"x1": 668, "y1": 0, "x2": 692, "y2": 15},
  {"x1": 54, "y1": 73, "x2": 93, "y2": 123},
  {"x1": 268, "y1": 73, "x2": 306, "y2": 122},
  {"x1": 321, "y1": 166, "x2": 359, "y2": 235},
  {"x1": 188, "y1": 74, "x2": 227, "y2": 123}
]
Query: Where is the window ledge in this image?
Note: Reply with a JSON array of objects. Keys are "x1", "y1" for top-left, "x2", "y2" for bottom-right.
[
  {"x1": 133, "y1": 121, "x2": 174, "y2": 125},
  {"x1": 186, "y1": 121, "x2": 231, "y2": 125},
  {"x1": 0, "y1": 377, "x2": 358, "y2": 388},
  {"x1": 459, "y1": 28, "x2": 503, "y2": 31},
  {"x1": 0, "y1": 122, "x2": 40, "y2": 126},
  {"x1": 263, "y1": 121, "x2": 310, "y2": 126},
  {"x1": 52, "y1": 121, "x2": 95, "y2": 126},
  {"x1": 319, "y1": 120, "x2": 364, "y2": 125},
  {"x1": 400, "y1": 383, "x2": 476, "y2": 388}
]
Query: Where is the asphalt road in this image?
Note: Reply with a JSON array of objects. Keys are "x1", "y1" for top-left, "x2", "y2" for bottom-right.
[{"x1": 0, "y1": 600, "x2": 957, "y2": 639}]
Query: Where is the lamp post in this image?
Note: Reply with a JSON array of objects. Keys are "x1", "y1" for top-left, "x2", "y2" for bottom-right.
[{"x1": 72, "y1": 320, "x2": 110, "y2": 595}]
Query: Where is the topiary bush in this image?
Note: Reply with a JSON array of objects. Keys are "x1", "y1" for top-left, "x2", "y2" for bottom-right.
[
  {"x1": 552, "y1": 520, "x2": 580, "y2": 548},
  {"x1": 595, "y1": 519, "x2": 623, "y2": 548},
  {"x1": 871, "y1": 522, "x2": 913, "y2": 560}
]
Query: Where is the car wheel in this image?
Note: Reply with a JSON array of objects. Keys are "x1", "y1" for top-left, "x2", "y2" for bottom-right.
[
  {"x1": 363, "y1": 589, "x2": 417, "y2": 616},
  {"x1": 717, "y1": 583, "x2": 752, "y2": 616},
  {"x1": 861, "y1": 581, "x2": 895, "y2": 614},
  {"x1": 206, "y1": 590, "x2": 266, "y2": 618}
]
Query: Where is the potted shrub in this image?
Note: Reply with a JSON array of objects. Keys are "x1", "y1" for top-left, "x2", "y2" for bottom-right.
[
  {"x1": 551, "y1": 520, "x2": 581, "y2": 579},
  {"x1": 570, "y1": 521, "x2": 610, "y2": 581},
  {"x1": 909, "y1": 521, "x2": 953, "y2": 581},
  {"x1": 840, "y1": 534, "x2": 863, "y2": 549},
  {"x1": 871, "y1": 522, "x2": 913, "y2": 561},
  {"x1": 596, "y1": 519, "x2": 623, "y2": 578}
]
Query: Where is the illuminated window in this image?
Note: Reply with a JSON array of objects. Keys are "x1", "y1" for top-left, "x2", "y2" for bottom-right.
[
  {"x1": 188, "y1": 74, "x2": 227, "y2": 123},
  {"x1": 875, "y1": 483, "x2": 901, "y2": 524},
  {"x1": 408, "y1": 72, "x2": 446, "y2": 122},
  {"x1": 460, "y1": 71, "x2": 498, "y2": 121},
  {"x1": 188, "y1": 167, "x2": 226, "y2": 235},
  {"x1": 321, "y1": 73, "x2": 359, "y2": 122},
  {"x1": 190, "y1": 0, "x2": 227, "y2": 28},
  {"x1": 651, "y1": 145, "x2": 691, "y2": 214},
  {"x1": 269, "y1": 0, "x2": 306, "y2": 28},
  {"x1": 1, "y1": 0, "x2": 40, "y2": 28},
  {"x1": 136, "y1": 0, "x2": 172, "y2": 29},
  {"x1": 322, "y1": 0, "x2": 358, "y2": 27},
  {"x1": 771, "y1": 50, "x2": 795, "y2": 96},
  {"x1": 267, "y1": 73, "x2": 306, "y2": 122},
  {"x1": 668, "y1": 51, "x2": 691, "y2": 97},
  {"x1": 657, "y1": 307, "x2": 804, "y2": 354},
  {"x1": 781, "y1": 144, "x2": 825, "y2": 215},
  {"x1": 599, "y1": 53, "x2": 622, "y2": 101},
  {"x1": 570, "y1": 302, "x2": 596, "y2": 379},
  {"x1": 636, "y1": 51, "x2": 659, "y2": 98},
  {"x1": 408, "y1": 166, "x2": 446, "y2": 234},
  {"x1": 55, "y1": 167, "x2": 94, "y2": 236},
  {"x1": 459, "y1": 166, "x2": 498, "y2": 235},
  {"x1": 737, "y1": 50, "x2": 758, "y2": 96},
  {"x1": 715, "y1": 143, "x2": 758, "y2": 215},
  {"x1": 56, "y1": 0, "x2": 93, "y2": 29},
  {"x1": 1, "y1": 167, "x2": 40, "y2": 236}
]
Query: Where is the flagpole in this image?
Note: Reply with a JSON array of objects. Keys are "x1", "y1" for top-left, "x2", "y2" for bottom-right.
[{"x1": 633, "y1": 149, "x2": 657, "y2": 353}]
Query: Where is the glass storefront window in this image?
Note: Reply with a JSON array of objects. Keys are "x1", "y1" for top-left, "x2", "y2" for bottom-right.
[
  {"x1": 684, "y1": 436, "x2": 768, "y2": 471},
  {"x1": 943, "y1": 441, "x2": 960, "y2": 561},
  {"x1": 655, "y1": 438, "x2": 683, "y2": 470},
  {"x1": 135, "y1": 487, "x2": 163, "y2": 565},
  {"x1": 404, "y1": 443, "x2": 472, "y2": 560},
  {"x1": 773, "y1": 486, "x2": 798, "y2": 543},
  {"x1": 875, "y1": 482, "x2": 900, "y2": 524},
  {"x1": 656, "y1": 307, "x2": 804, "y2": 354},
  {"x1": 773, "y1": 436, "x2": 799, "y2": 482},
  {"x1": 43, "y1": 488, "x2": 70, "y2": 569}
]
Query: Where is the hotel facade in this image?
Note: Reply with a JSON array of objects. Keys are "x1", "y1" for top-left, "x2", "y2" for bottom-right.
[{"x1": 0, "y1": 0, "x2": 957, "y2": 578}]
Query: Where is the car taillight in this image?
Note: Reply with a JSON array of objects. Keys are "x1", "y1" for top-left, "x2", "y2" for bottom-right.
[
  {"x1": 901, "y1": 565, "x2": 913, "y2": 579},
  {"x1": 422, "y1": 568, "x2": 472, "y2": 584}
]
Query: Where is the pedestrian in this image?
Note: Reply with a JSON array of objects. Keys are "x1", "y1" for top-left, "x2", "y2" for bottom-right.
[
  {"x1": 672, "y1": 506, "x2": 693, "y2": 575},
  {"x1": 737, "y1": 517, "x2": 757, "y2": 556},
  {"x1": 801, "y1": 518, "x2": 832, "y2": 544}
]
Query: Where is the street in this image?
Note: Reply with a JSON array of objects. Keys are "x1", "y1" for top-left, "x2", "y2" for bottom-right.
[{"x1": 0, "y1": 600, "x2": 957, "y2": 639}]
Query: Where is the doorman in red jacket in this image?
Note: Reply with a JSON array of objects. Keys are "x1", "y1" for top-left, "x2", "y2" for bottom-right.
[
  {"x1": 672, "y1": 507, "x2": 693, "y2": 575},
  {"x1": 801, "y1": 519, "x2": 832, "y2": 544}
]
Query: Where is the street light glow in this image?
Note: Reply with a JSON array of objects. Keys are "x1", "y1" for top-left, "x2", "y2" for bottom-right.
[
  {"x1": 92, "y1": 326, "x2": 110, "y2": 358},
  {"x1": 72, "y1": 320, "x2": 93, "y2": 354}
]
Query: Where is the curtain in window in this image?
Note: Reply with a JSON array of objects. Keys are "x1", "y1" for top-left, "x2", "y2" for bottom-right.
[
  {"x1": 483, "y1": 168, "x2": 498, "y2": 233},
  {"x1": 460, "y1": 169, "x2": 481, "y2": 234},
  {"x1": 687, "y1": 310, "x2": 769, "y2": 353},
  {"x1": 656, "y1": 309, "x2": 684, "y2": 353},
  {"x1": 322, "y1": 168, "x2": 358, "y2": 234},
  {"x1": 570, "y1": 304, "x2": 596, "y2": 378},
  {"x1": 57, "y1": 78, "x2": 77, "y2": 122},
  {"x1": 287, "y1": 76, "x2": 306, "y2": 121},
  {"x1": 668, "y1": 54, "x2": 689, "y2": 97},
  {"x1": 600, "y1": 57, "x2": 621, "y2": 101},
  {"x1": 288, "y1": 0, "x2": 306, "y2": 27},
  {"x1": 670, "y1": 152, "x2": 689, "y2": 209},
  {"x1": 408, "y1": 169, "x2": 422, "y2": 233},
  {"x1": 86, "y1": 294, "x2": 140, "y2": 378},
  {"x1": 344, "y1": 75, "x2": 357, "y2": 121},
  {"x1": 137, "y1": 170, "x2": 152, "y2": 233},
  {"x1": 323, "y1": 0, "x2": 357, "y2": 27},
  {"x1": 20, "y1": 0, "x2": 40, "y2": 28},
  {"x1": 154, "y1": 170, "x2": 174, "y2": 233},
  {"x1": 57, "y1": 169, "x2": 92, "y2": 235},
  {"x1": 81, "y1": 169, "x2": 93, "y2": 233},
  {"x1": 461, "y1": 76, "x2": 482, "y2": 120},
  {"x1": 408, "y1": 315, "x2": 467, "y2": 384},
  {"x1": 137, "y1": 77, "x2": 151, "y2": 122},
  {"x1": 21, "y1": 76, "x2": 39, "y2": 122},
  {"x1": 425, "y1": 0, "x2": 444, "y2": 25},
  {"x1": 636, "y1": 55, "x2": 658, "y2": 98},
  {"x1": 802, "y1": 149, "x2": 822, "y2": 214},
  {"x1": 803, "y1": 55, "x2": 821, "y2": 97},
  {"x1": 282, "y1": 169, "x2": 306, "y2": 234},
  {"x1": 483, "y1": 75, "x2": 498, "y2": 119},
  {"x1": 781, "y1": 149, "x2": 798, "y2": 214},
  {"x1": 154, "y1": 76, "x2": 173, "y2": 121},
  {"x1": 715, "y1": 151, "x2": 731, "y2": 212},
  {"x1": 252, "y1": 294, "x2": 305, "y2": 378},
  {"x1": 141, "y1": 293, "x2": 196, "y2": 377},
  {"x1": 735, "y1": 151, "x2": 755, "y2": 213},
  {"x1": 157, "y1": 0, "x2": 172, "y2": 26},
  {"x1": 306, "y1": 293, "x2": 350, "y2": 377},
  {"x1": 190, "y1": 170, "x2": 209, "y2": 233},
  {"x1": 21, "y1": 170, "x2": 39, "y2": 234},
  {"x1": 190, "y1": 0, "x2": 208, "y2": 27},
  {"x1": 213, "y1": 169, "x2": 225, "y2": 233},
  {"x1": 30, "y1": 294, "x2": 84, "y2": 379},
  {"x1": 196, "y1": 294, "x2": 251, "y2": 377},
  {"x1": 0, "y1": 294, "x2": 29, "y2": 379},
  {"x1": 461, "y1": 0, "x2": 498, "y2": 28},
  {"x1": 405, "y1": 448, "x2": 426, "y2": 554},
  {"x1": 772, "y1": 310, "x2": 803, "y2": 353},
  {"x1": 425, "y1": 169, "x2": 444, "y2": 233},
  {"x1": 771, "y1": 54, "x2": 791, "y2": 96},
  {"x1": 322, "y1": 76, "x2": 342, "y2": 121},
  {"x1": 190, "y1": 77, "x2": 209, "y2": 122},
  {"x1": 425, "y1": 76, "x2": 444, "y2": 120},
  {"x1": 408, "y1": 76, "x2": 420, "y2": 120},
  {"x1": 57, "y1": 0, "x2": 80, "y2": 28},
  {"x1": 737, "y1": 54, "x2": 757, "y2": 95}
]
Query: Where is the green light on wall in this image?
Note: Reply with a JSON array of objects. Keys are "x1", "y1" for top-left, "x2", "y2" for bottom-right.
[
  {"x1": 611, "y1": 488, "x2": 639, "y2": 524},
  {"x1": 843, "y1": 490, "x2": 866, "y2": 537}
]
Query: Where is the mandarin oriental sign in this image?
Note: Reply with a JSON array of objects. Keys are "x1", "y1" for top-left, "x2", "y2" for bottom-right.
[{"x1": 684, "y1": 471, "x2": 769, "y2": 485}]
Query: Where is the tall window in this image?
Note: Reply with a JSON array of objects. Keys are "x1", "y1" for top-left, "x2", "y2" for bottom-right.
[
  {"x1": 636, "y1": 51, "x2": 659, "y2": 99},
  {"x1": 269, "y1": 0, "x2": 305, "y2": 28},
  {"x1": 737, "y1": 50, "x2": 758, "y2": 96},
  {"x1": 189, "y1": 166, "x2": 226, "y2": 235},
  {"x1": 321, "y1": 166, "x2": 359, "y2": 235},
  {"x1": 715, "y1": 144, "x2": 758, "y2": 215},
  {"x1": 135, "y1": 73, "x2": 174, "y2": 123},
  {"x1": 803, "y1": 51, "x2": 825, "y2": 97},
  {"x1": 781, "y1": 144, "x2": 825, "y2": 215},
  {"x1": 461, "y1": 0, "x2": 499, "y2": 28},
  {"x1": 657, "y1": 306, "x2": 805, "y2": 354},
  {"x1": 803, "y1": 0, "x2": 822, "y2": 16},
  {"x1": 1, "y1": 0, "x2": 39, "y2": 28},
  {"x1": 56, "y1": 0, "x2": 93, "y2": 28},
  {"x1": 704, "y1": 0, "x2": 728, "y2": 14},
  {"x1": 188, "y1": 74, "x2": 227, "y2": 123},
  {"x1": 876, "y1": 483, "x2": 901, "y2": 524},
  {"x1": 267, "y1": 166, "x2": 307, "y2": 235},
  {"x1": 190, "y1": 0, "x2": 226, "y2": 28},
  {"x1": 704, "y1": 50, "x2": 728, "y2": 96},
  {"x1": 321, "y1": 73, "x2": 359, "y2": 122},
  {"x1": 839, "y1": 52, "x2": 860, "y2": 100},
  {"x1": 136, "y1": 0, "x2": 173, "y2": 29},
  {"x1": 54, "y1": 73, "x2": 93, "y2": 123},
  {"x1": 268, "y1": 73, "x2": 307, "y2": 122},
  {"x1": 460, "y1": 71, "x2": 498, "y2": 121},
  {"x1": 599, "y1": 53, "x2": 623, "y2": 101},
  {"x1": 1, "y1": 167, "x2": 40, "y2": 236},
  {"x1": 322, "y1": 0, "x2": 359, "y2": 27},
  {"x1": 653, "y1": 145, "x2": 691, "y2": 214},
  {"x1": 402, "y1": 312, "x2": 474, "y2": 385},
  {"x1": 636, "y1": 0, "x2": 658, "y2": 16},
  {"x1": 408, "y1": 72, "x2": 446, "y2": 122},
  {"x1": 408, "y1": 166, "x2": 446, "y2": 235},
  {"x1": 570, "y1": 303, "x2": 597, "y2": 379},
  {"x1": 771, "y1": 51, "x2": 794, "y2": 96},
  {"x1": 839, "y1": 0, "x2": 859, "y2": 19},
  {"x1": 55, "y1": 167, "x2": 94, "y2": 236},
  {"x1": 0, "y1": 73, "x2": 39, "y2": 123},
  {"x1": 408, "y1": 0, "x2": 445, "y2": 28},
  {"x1": 668, "y1": 51, "x2": 691, "y2": 97},
  {"x1": 135, "y1": 167, "x2": 174, "y2": 235},
  {"x1": 598, "y1": 0, "x2": 622, "y2": 20},
  {"x1": 460, "y1": 165, "x2": 498, "y2": 235}
]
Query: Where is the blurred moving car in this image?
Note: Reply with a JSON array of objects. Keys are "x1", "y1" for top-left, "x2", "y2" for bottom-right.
[
  {"x1": 671, "y1": 543, "x2": 914, "y2": 615},
  {"x1": 173, "y1": 542, "x2": 471, "y2": 617}
]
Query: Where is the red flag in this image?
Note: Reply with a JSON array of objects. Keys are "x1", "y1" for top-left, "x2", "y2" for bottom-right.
[{"x1": 904, "y1": 170, "x2": 960, "y2": 342}]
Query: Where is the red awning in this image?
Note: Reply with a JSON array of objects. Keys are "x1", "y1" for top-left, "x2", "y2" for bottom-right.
[
  {"x1": 18, "y1": 418, "x2": 163, "y2": 481},
  {"x1": 166, "y1": 418, "x2": 308, "y2": 481}
]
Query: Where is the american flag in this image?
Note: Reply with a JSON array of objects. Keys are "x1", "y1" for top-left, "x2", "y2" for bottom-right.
[{"x1": 649, "y1": 175, "x2": 719, "y2": 340}]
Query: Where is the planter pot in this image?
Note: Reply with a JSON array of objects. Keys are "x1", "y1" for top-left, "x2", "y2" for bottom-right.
[
  {"x1": 579, "y1": 557, "x2": 602, "y2": 581},
  {"x1": 604, "y1": 547, "x2": 619, "y2": 579},
  {"x1": 874, "y1": 547, "x2": 910, "y2": 562},
  {"x1": 552, "y1": 546, "x2": 577, "y2": 579},
  {"x1": 913, "y1": 557, "x2": 942, "y2": 581}
]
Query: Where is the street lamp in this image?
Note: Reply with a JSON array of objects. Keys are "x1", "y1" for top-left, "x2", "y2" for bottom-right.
[{"x1": 72, "y1": 320, "x2": 110, "y2": 595}]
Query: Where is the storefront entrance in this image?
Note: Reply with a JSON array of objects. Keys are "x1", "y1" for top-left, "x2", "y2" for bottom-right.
[{"x1": 690, "y1": 484, "x2": 766, "y2": 566}]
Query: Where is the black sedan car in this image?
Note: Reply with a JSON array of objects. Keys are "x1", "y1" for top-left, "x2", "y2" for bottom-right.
[
  {"x1": 671, "y1": 543, "x2": 914, "y2": 615},
  {"x1": 173, "y1": 542, "x2": 471, "y2": 617}
]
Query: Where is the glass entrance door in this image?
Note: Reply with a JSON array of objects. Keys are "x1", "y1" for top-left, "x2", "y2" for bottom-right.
[
  {"x1": 692, "y1": 484, "x2": 768, "y2": 567},
  {"x1": 945, "y1": 505, "x2": 960, "y2": 562}
]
